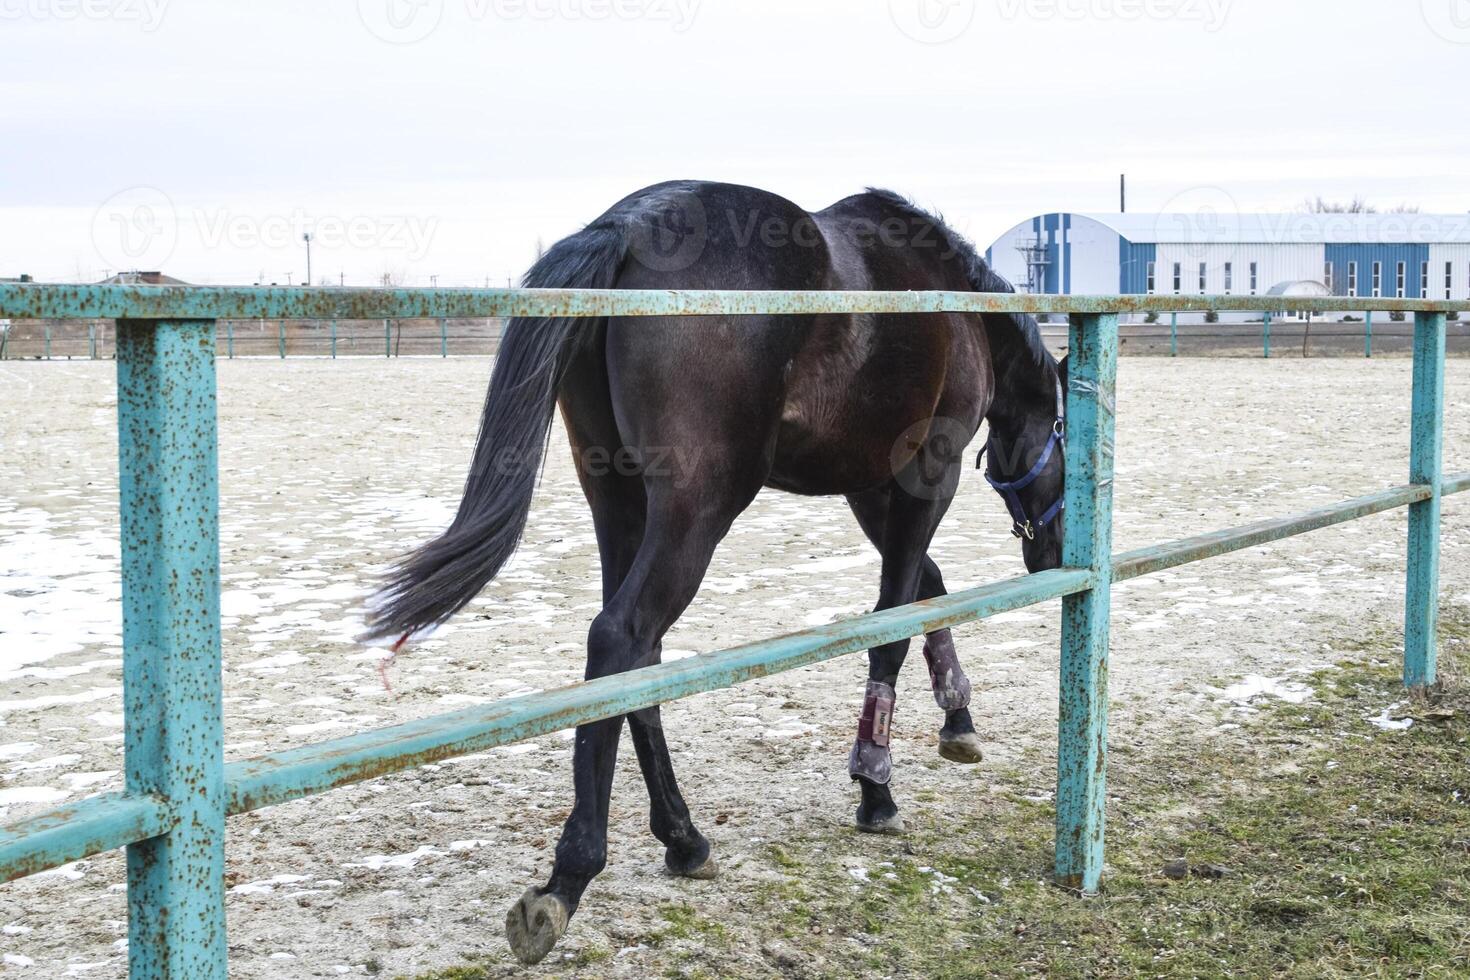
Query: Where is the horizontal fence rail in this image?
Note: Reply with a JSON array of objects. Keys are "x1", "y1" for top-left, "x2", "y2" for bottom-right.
[
  {"x1": 2, "y1": 282, "x2": 1468, "y2": 321},
  {"x1": 0, "y1": 283, "x2": 1464, "y2": 978}
]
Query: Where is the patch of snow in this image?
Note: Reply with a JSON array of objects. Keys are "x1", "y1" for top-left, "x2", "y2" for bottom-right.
[
  {"x1": 1216, "y1": 674, "x2": 1313, "y2": 705},
  {"x1": 345, "y1": 845, "x2": 443, "y2": 871},
  {"x1": 1368, "y1": 703, "x2": 1413, "y2": 731}
]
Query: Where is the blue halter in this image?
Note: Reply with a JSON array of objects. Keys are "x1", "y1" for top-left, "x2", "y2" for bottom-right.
[{"x1": 981, "y1": 379, "x2": 1066, "y2": 541}]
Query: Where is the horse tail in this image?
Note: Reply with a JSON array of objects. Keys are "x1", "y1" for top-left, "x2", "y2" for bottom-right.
[{"x1": 364, "y1": 222, "x2": 627, "y2": 641}]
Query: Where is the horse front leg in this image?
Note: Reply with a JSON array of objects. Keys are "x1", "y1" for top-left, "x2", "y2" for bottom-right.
[
  {"x1": 916, "y1": 564, "x2": 984, "y2": 765},
  {"x1": 849, "y1": 486, "x2": 950, "y2": 834},
  {"x1": 845, "y1": 494, "x2": 983, "y2": 781}
]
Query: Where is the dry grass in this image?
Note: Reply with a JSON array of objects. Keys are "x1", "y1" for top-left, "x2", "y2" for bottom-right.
[{"x1": 413, "y1": 609, "x2": 1470, "y2": 979}]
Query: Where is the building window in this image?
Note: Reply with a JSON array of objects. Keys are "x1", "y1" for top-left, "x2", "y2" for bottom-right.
[
  {"x1": 1421, "y1": 261, "x2": 1429, "y2": 298},
  {"x1": 1224, "y1": 262, "x2": 1233, "y2": 294},
  {"x1": 1172, "y1": 262, "x2": 1181, "y2": 294},
  {"x1": 1348, "y1": 261, "x2": 1358, "y2": 297},
  {"x1": 1323, "y1": 261, "x2": 1333, "y2": 292},
  {"x1": 1448, "y1": 261, "x2": 1455, "y2": 300},
  {"x1": 1146, "y1": 260, "x2": 1156, "y2": 294},
  {"x1": 1396, "y1": 261, "x2": 1406, "y2": 298},
  {"x1": 1249, "y1": 261, "x2": 1258, "y2": 295},
  {"x1": 1198, "y1": 262, "x2": 1207, "y2": 293},
  {"x1": 1372, "y1": 261, "x2": 1382, "y2": 298}
]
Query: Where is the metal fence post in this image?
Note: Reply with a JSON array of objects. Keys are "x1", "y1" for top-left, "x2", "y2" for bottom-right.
[
  {"x1": 330, "y1": 319, "x2": 337, "y2": 359},
  {"x1": 278, "y1": 320, "x2": 286, "y2": 359},
  {"x1": 226, "y1": 322, "x2": 234, "y2": 360},
  {"x1": 1262, "y1": 312, "x2": 1271, "y2": 359},
  {"x1": 116, "y1": 319, "x2": 227, "y2": 978},
  {"x1": 44, "y1": 323, "x2": 51, "y2": 360},
  {"x1": 385, "y1": 318, "x2": 391, "y2": 358},
  {"x1": 1405, "y1": 311, "x2": 1445, "y2": 692},
  {"x1": 1055, "y1": 312, "x2": 1118, "y2": 894},
  {"x1": 441, "y1": 317, "x2": 447, "y2": 358},
  {"x1": 89, "y1": 322, "x2": 97, "y2": 360},
  {"x1": 1365, "y1": 310, "x2": 1373, "y2": 358},
  {"x1": 1169, "y1": 312, "x2": 1177, "y2": 357}
]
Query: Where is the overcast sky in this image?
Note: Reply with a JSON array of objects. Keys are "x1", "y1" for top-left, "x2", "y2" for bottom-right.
[{"x1": 1, "y1": 0, "x2": 1465, "y2": 286}]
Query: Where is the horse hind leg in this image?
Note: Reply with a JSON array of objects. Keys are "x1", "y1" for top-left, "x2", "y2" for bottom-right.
[
  {"x1": 504, "y1": 484, "x2": 749, "y2": 965},
  {"x1": 578, "y1": 459, "x2": 714, "y2": 877},
  {"x1": 628, "y1": 699, "x2": 717, "y2": 878}
]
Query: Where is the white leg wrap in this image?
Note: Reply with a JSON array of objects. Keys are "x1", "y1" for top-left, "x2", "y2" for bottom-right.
[{"x1": 923, "y1": 631, "x2": 972, "y2": 712}]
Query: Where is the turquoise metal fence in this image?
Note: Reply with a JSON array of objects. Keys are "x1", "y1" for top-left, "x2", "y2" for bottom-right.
[{"x1": 0, "y1": 283, "x2": 1465, "y2": 977}]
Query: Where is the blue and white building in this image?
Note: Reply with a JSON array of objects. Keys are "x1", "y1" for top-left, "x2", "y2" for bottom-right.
[{"x1": 984, "y1": 212, "x2": 1470, "y2": 321}]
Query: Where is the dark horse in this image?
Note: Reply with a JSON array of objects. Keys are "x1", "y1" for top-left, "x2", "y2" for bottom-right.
[{"x1": 366, "y1": 181, "x2": 1067, "y2": 964}]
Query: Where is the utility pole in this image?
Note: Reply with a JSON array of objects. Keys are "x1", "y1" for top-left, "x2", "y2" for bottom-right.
[
  {"x1": 430, "y1": 274, "x2": 438, "y2": 288},
  {"x1": 302, "y1": 232, "x2": 313, "y2": 286},
  {"x1": 1120, "y1": 174, "x2": 1126, "y2": 213}
]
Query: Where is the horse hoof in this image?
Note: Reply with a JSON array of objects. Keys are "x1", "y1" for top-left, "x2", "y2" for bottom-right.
[
  {"x1": 505, "y1": 886, "x2": 570, "y2": 966},
  {"x1": 667, "y1": 849, "x2": 719, "y2": 880},
  {"x1": 854, "y1": 808, "x2": 906, "y2": 835},
  {"x1": 938, "y1": 731, "x2": 984, "y2": 764}
]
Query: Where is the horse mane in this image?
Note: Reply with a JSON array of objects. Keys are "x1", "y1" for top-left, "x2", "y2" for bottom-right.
[{"x1": 862, "y1": 188, "x2": 1053, "y2": 367}]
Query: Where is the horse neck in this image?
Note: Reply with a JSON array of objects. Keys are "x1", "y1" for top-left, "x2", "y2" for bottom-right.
[{"x1": 985, "y1": 332, "x2": 1058, "y2": 441}]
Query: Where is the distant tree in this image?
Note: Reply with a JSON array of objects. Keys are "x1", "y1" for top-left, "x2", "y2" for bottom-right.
[
  {"x1": 1300, "y1": 196, "x2": 1421, "y2": 214},
  {"x1": 1302, "y1": 196, "x2": 1376, "y2": 214}
]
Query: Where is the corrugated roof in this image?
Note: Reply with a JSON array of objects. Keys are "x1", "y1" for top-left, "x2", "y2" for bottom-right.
[{"x1": 1071, "y1": 212, "x2": 1470, "y2": 245}]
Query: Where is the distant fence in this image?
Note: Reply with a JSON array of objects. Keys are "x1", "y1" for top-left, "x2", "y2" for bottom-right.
[{"x1": 0, "y1": 317, "x2": 504, "y2": 359}]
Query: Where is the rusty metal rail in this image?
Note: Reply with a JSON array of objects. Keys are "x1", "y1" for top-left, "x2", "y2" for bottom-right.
[{"x1": 0, "y1": 283, "x2": 1465, "y2": 978}]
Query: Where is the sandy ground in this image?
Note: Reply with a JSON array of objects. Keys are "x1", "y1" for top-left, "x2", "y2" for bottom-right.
[{"x1": 1, "y1": 355, "x2": 1468, "y2": 978}]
